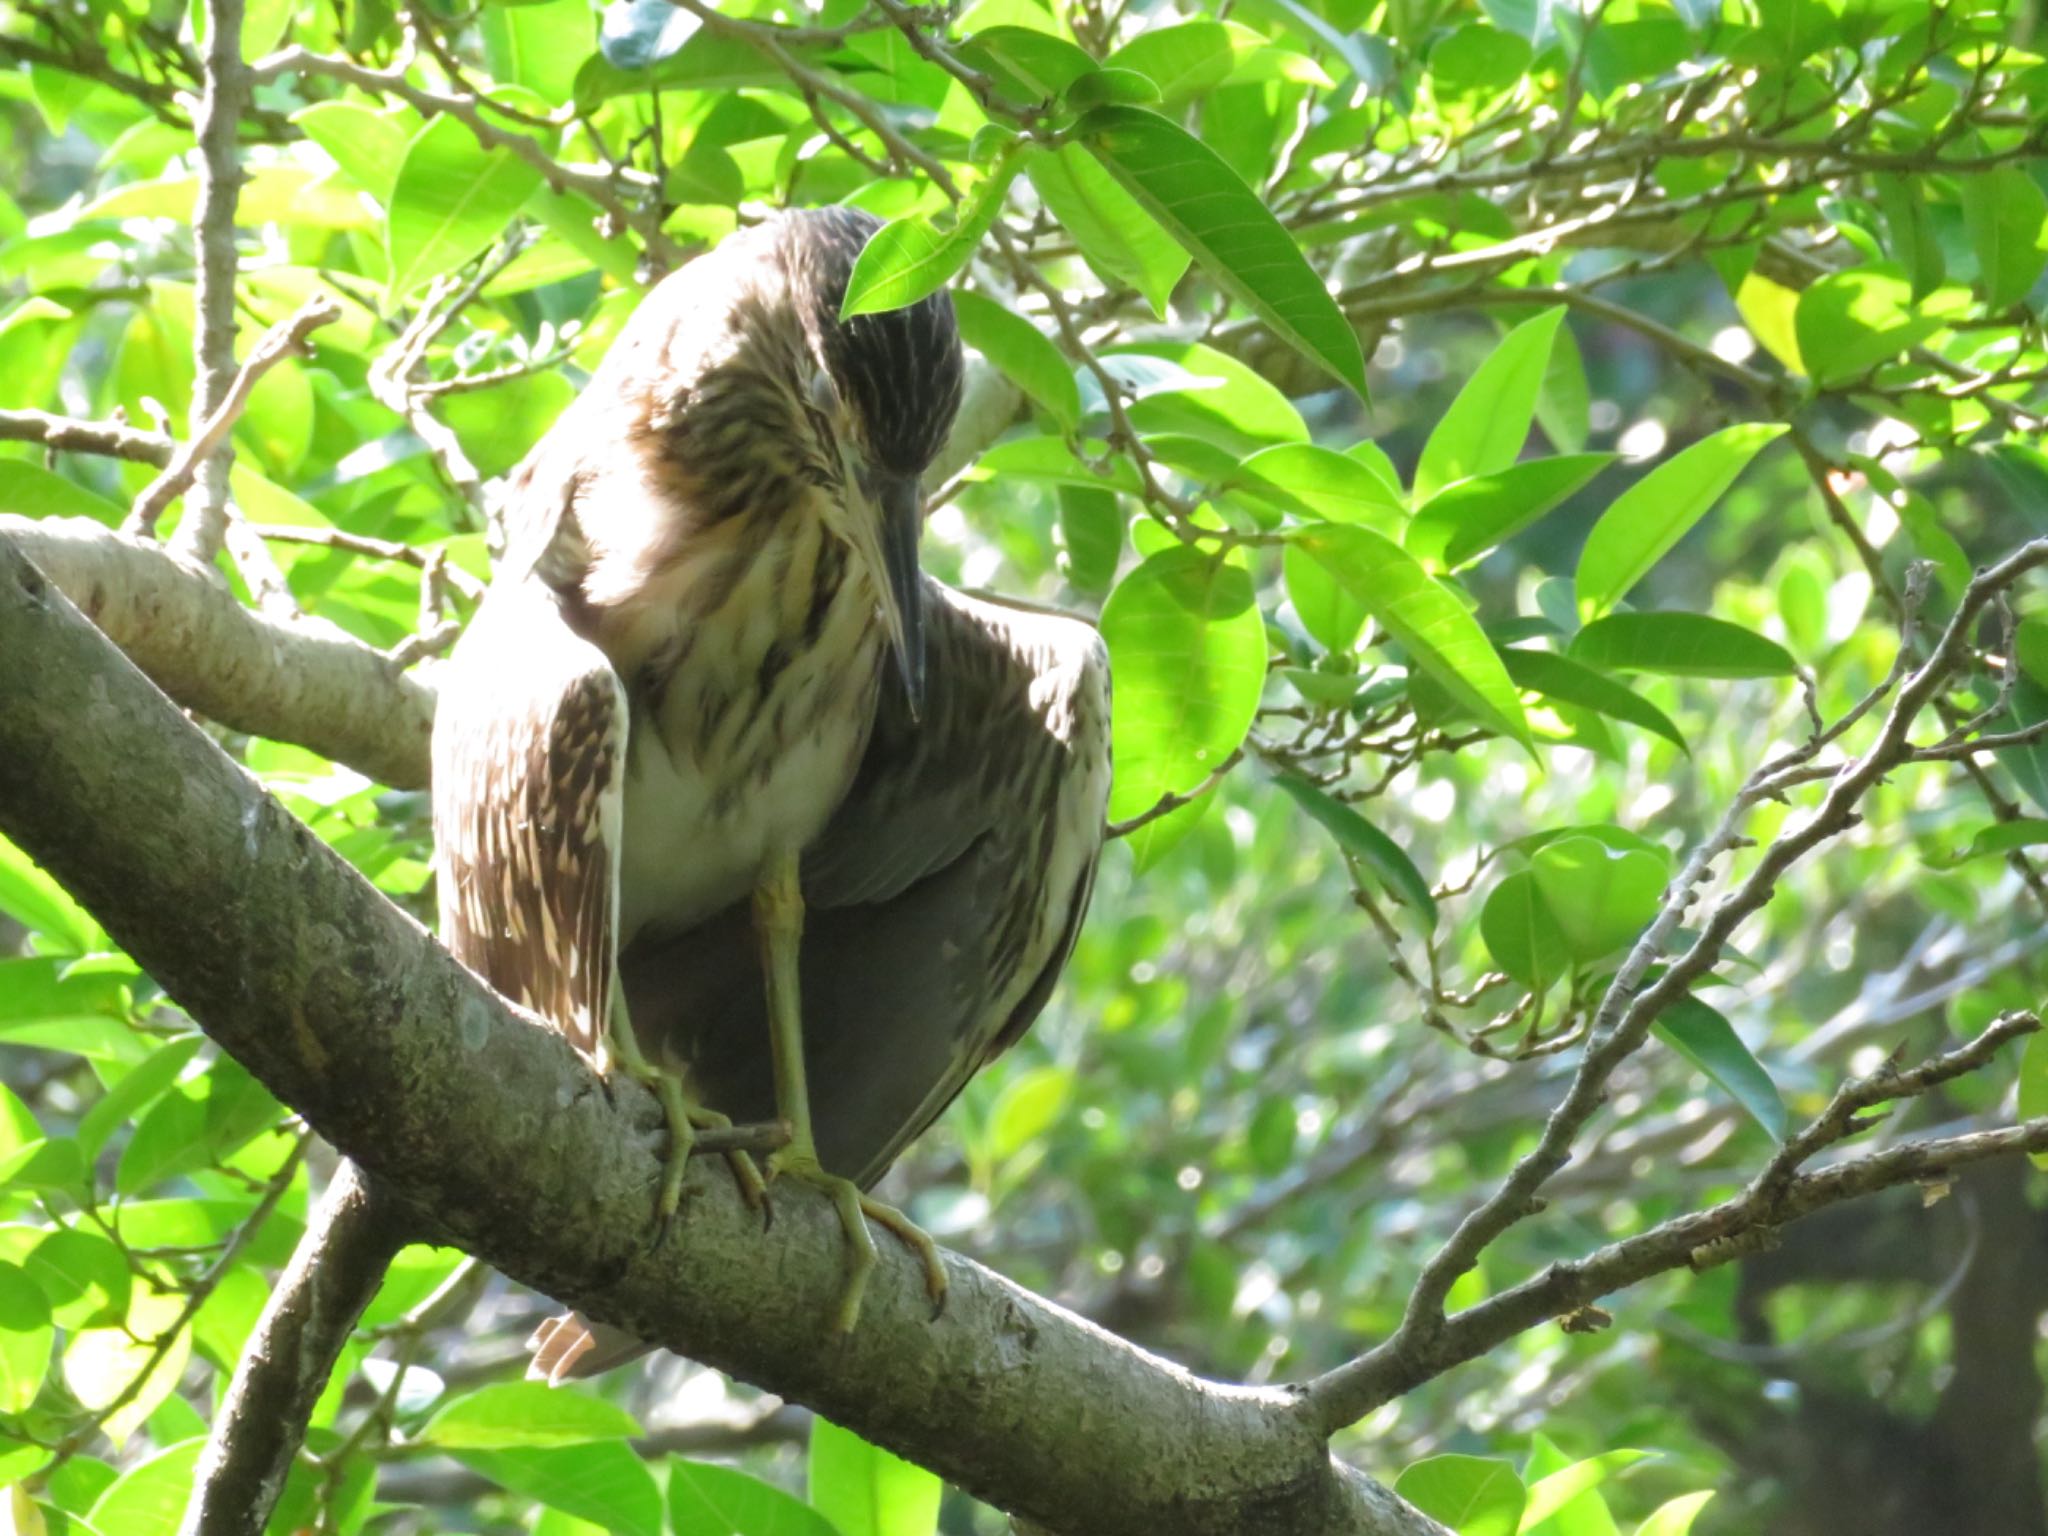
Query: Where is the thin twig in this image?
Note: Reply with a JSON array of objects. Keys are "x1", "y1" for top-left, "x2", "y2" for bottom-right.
[{"x1": 127, "y1": 297, "x2": 340, "y2": 536}]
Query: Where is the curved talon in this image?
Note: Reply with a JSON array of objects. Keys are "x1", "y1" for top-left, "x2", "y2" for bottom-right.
[{"x1": 771, "y1": 1153, "x2": 944, "y2": 1331}]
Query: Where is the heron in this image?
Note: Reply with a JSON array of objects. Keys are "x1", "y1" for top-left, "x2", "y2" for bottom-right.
[{"x1": 429, "y1": 207, "x2": 1112, "y2": 1365}]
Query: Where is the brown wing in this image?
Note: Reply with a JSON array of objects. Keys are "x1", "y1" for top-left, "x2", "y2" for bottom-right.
[
  {"x1": 432, "y1": 580, "x2": 628, "y2": 1065},
  {"x1": 621, "y1": 578, "x2": 1111, "y2": 1188}
]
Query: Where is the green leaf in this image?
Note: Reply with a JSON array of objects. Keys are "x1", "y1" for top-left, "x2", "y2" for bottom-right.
[
  {"x1": 419, "y1": 1381, "x2": 642, "y2": 1449},
  {"x1": 1109, "y1": 340, "x2": 1307, "y2": 451},
  {"x1": 1653, "y1": 994, "x2": 1786, "y2": 1137},
  {"x1": 1271, "y1": 772, "x2": 1437, "y2": 926},
  {"x1": 1529, "y1": 834, "x2": 1669, "y2": 965},
  {"x1": 65, "y1": 1285, "x2": 189, "y2": 1448},
  {"x1": 807, "y1": 1418, "x2": 941, "y2": 1536},
  {"x1": 1024, "y1": 144, "x2": 1188, "y2": 316},
  {"x1": 386, "y1": 115, "x2": 544, "y2": 299},
  {"x1": 1960, "y1": 164, "x2": 2048, "y2": 310},
  {"x1": 115, "y1": 1056, "x2": 282, "y2": 1194},
  {"x1": 1501, "y1": 648, "x2": 1686, "y2": 753},
  {"x1": 1099, "y1": 548, "x2": 1266, "y2": 827},
  {"x1": 669, "y1": 1459, "x2": 839, "y2": 1536},
  {"x1": 1793, "y1": 266, "x2": 1952, "y2": 386},
  {"x1": 1294, "y1": 524, "x2": 1534, "y2": 751},
  {"x1": 1284, "y1": 541, "x2": 1368, "y2": 652},
  {"x1": 1393, "y1": 1454, "x2": 1526, "y2": 1536},
  {"x1": 0, "y1": 1264, "x2": 53, "y2": 1415},
  {"x1": 1064, "y1": 67, "x2": 1162, "y2": 109},
  {"x1": 78, "y1": 1036, "x2": 203, "y2": 1159},
  {"x1": 1407, "y1": 453, "x2": 1614, "y2": 570},
  {"x1": 1575, "y1": 424, "x2": 1787, "y2": 619},
  {"x1": 1480, "y1": 870, "x2": 1570, "y2": 992},
  {"x1": 1733, "y1": 271, "x2": 1805, "y2": 375},
  {"x1": 1234, "y1": 442, "x2": 1406, "y2": 536},
  {"x1": 1520, "y1": 1451, "x2": 1653, "y2": 1531},
  {"x1": 480, "y1": 0, "x2": 591, "y2": 103},
  {"x1": 987, "y1": 1066, "x2": 1074, "y2": 1162},
  {"x1": 958, "y1": 25, "x2": 1097, "y2": 104},
  {"x1": 458, "y1": 1443, "x2": 661, "y2": 1536},
  {"x1": 1106, "y1": 21, "x2": 1236, "y2": 100},
  {"x1": 1413, "y1": 308, "x2": 1565, "y2": 503},
  {"x1": 1635, "y1": 1493, "x2": 1715, "y2": 1536},
  {"x1": 86, "y1": 1438, "x2": 203, "y2": 1536},
  {"x1": 1570, "y1": 613, "x2": 1795, "y2": 679},
  {"x1": 24, "y1": 1229, "x2": 131, "y2": 1330},
  {"x1": 953, "y1": 289, "x2": 1079, "y2": 429},
  {"x1": 0, "y1": 461, "x2": 128, "y2": 525},
  {"x1": 1076, "y1": 105, "x2": 1366, "y2": 396},
  {"x1": 1055, "y1": 486, "x2": 1123, "y2": 594},
  {"x1": 0, "y1": 834, "x2": 103, "y2": 951},
  {"x1": 2020, "y1": 1030, "x2": 2048, "y2": 1169},
  {"x1": 1927, "y1": 818, "x2": 2048, "y2": 867},
  {"x1": 841, "y1": 159, "x2": 1020, "y2": 318}
]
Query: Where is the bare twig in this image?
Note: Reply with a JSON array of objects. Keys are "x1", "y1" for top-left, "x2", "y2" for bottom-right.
[
  {"x1": 128, "y1": 298, "x2": 341, "y2": 537},
  {"x1": 0, "y1": 410, "x2": 175, "y2": 466}
]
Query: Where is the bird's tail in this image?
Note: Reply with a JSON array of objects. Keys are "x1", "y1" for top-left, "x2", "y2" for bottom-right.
[{"x1": 526, "y1": 1311, "x2": 655, "y2": 1384}]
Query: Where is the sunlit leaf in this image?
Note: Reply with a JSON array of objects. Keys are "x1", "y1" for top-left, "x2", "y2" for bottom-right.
[
  {"x1": 1077, "y1": 105, "x2": 1366, "y2": 395},
  {"x1": 1575, "y1": 424, "x2": 1787, "y2": 619},
  {"x1": 808, "y1": 1418, "x2": 941, "y2": 1536},
  {"x1": 1414, "y1": 308, "x2": 1564, "y2": 503}
]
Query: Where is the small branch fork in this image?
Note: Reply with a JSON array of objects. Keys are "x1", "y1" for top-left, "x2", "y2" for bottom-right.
[
  {"x1": 125, "y1": 297, "x2": 341, "y2": 537},
  {"x1": 1302, "y1": 537, "x2": 2048, "y2": 1432},
  {"x1": 1305, "y1": 1013, "x2": 2048, "y2": 1425}
]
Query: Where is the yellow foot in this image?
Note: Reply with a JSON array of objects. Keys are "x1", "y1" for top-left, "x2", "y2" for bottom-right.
[
  {"x1": 769, "y1": 1150, "x2": 949, "y2": 1332},
  {"x1": 618, "y1": 1066, "x2": 772, "y2": 1247}
]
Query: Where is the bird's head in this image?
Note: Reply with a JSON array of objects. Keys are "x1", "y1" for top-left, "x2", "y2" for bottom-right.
[{"x1": 777, "y1": 207, "x2": 964, "y2": 717}]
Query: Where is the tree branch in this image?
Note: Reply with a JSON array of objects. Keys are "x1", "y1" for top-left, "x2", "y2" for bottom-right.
[
  {"x1": 182, "y1": 1160, "x2": 409, "y2": 1536},
  {"x1": 0, "y1": 535, "x2": 1442, "y2": 1536},
  {"x1": 0, "y1": 410, "x2": 175, "y2": 466},
  {"x1": 0, "y1": 517, "x2": 433, "y2": 788}
]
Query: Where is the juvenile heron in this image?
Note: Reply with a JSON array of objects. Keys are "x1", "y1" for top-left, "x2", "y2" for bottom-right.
[{"x1": 430, "y1": 208, "x2": 1111, "y2": 1363}]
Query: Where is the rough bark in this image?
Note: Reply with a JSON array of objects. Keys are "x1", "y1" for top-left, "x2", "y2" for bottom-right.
[
  {"x1": 0, "y1": 533, "x2": 1442, "y2": 1536},
  {"x1": 182, "y1": 1162, "x2": 408, "y2": 1536},
  {"x1": 0, "y1": 515, "x2": 432, "y2": 787}
]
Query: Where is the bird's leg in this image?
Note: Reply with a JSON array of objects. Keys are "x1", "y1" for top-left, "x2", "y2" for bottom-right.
[
  {"x1": 604, "y1": 970, "x2": 768, "y2": 1244},
  {"x1": 754, "y1": 847, "x2": 948, "y2": 1331}
]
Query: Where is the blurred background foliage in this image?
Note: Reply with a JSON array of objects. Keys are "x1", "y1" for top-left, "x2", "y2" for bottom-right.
[{"x1": 1, "y1": 0, "x2": 2046, "y2": 1530}]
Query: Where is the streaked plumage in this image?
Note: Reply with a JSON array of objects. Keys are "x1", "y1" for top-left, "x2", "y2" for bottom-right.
[{"x1": 429, "y1": 208, "x2": 1111, "y2": 1374}]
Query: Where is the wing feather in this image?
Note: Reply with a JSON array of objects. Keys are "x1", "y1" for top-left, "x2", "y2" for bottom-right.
[{"x1": 433, "y1": 584, "x2": 628, "y2": 1064}]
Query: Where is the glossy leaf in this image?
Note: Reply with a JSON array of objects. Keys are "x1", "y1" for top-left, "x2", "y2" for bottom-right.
[
  {"x1": 1295, "y1": 524, "x2": 1534, "y2": 751},
  {"x1": 1413, "y1": 308, "x2": 1564, "y2": 503},
  {"x1": 1635, "y1": 1493, "x2": 1716, "y2": 1536},
  {"x1": 669, "y1": 1459, "x2": 839, "y2": 1536},
  {"x1": 1529, "y1": 834, "x2": 1668, "y2": 964},
  {"x1": 1575, "y1": 424, "x2": 1786, "y2": 619},
  {"x1": 1570, "y1": 613, "x2": 1795, "y2": 679},
  {"x1": 1960, "y1": 164, "x2": 2048, "y2": 310},
  {"x1": 1653, "y1": 994, "x2": 1787, "y2": 1138},
  {"x1": 419, "y1": 1381, "x2": 641, "y2": 1449},
  {"x1": 1024, "y1": 144, "x2": 1188, "y2": 317},
  {"x1": 1393, "y1": 1454, "x2": 1526, "y2": 1536},
  {"x1": 1077, "y1": 105, "x2": 1367, "y2": 396},
  {"x1": 386, "y1": 116, "x2": 544, "y2": 298},
  {"x1": 953, "y1": 289, "x2": 1080, "y2": 429},
  {"x1": 1234, "y1": 442, "x2": 1406, "y2": 536},
  {"x1": 1481, "y1": 870, "x2": 1570, "y2": 992},
  {"x1": 1407, "y1": 453, "x2": 1614, "y2": 570},
  {"x1": 1500, "y1": 647, "x2": 1687, "y2": 753},
  {"x1": 458, "y1": 1443, "x2": 662, "y2": 1536},
  {"x1": 1100, "y1": 548, "x2": 1266, "y2": 826},
  {"x1": 841, "y1": 159, "x2": 1020, "y2": 318},
  {"x1": 1271, "y1": 771, "x2": 1437, "y2": 925},
  {"x1": 1793, "y1": 266, "x2": 1954, "y2": 386},
  {"x1": 808, "y1": 1418, "x2": 942, "y2": 1536}
]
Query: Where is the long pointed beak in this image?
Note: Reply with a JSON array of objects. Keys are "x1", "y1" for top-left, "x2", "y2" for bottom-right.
[{"x1": 863, "y1": 471, "x2": 926, "y2": 720}]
